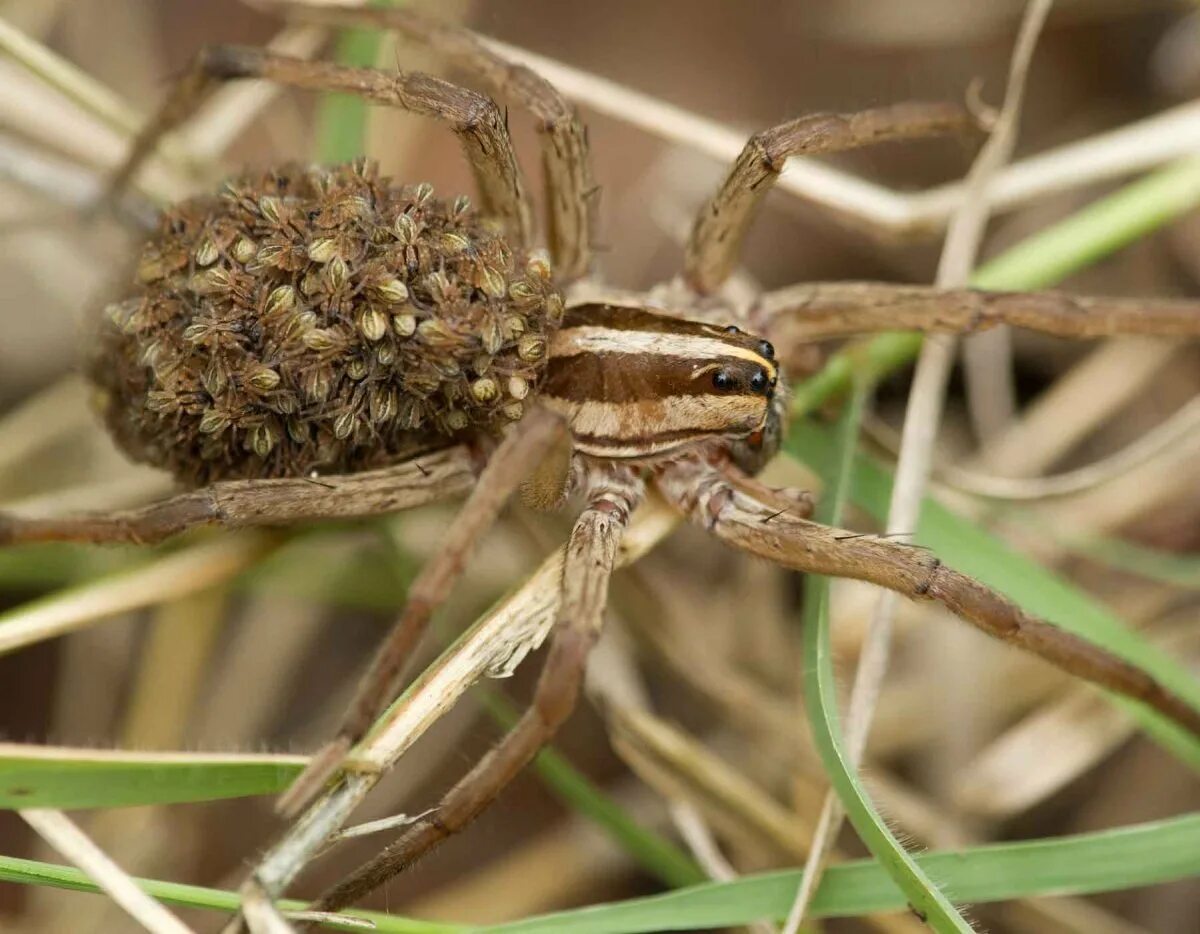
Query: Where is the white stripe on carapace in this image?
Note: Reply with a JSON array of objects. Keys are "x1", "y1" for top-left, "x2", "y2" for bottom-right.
[
  {"x1": 571, "y1": 434, "x2": 706, "y2": 459},
  {"x1": 550, "y1": 326, "x2": 778, "y2": 382},
  {"x1": 542, "y1": 393, "x2": 766, "y2": 448}
]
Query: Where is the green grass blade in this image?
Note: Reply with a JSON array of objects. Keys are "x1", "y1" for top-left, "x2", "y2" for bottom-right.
[
  {"x1": 481, "y1": 813, "x2": 1200, "y2": 933},
  {"x1": 1011, "y1": 514, "x2": 1200, "y2": 591},
  {"x1": 0, "y1": 855, "x2": 459, "y2": 933},
  {"x1": 7, "y1": 815, "x2": 1197, "y2": 932},
  {"x1": 317, "y1": 1, "x2": 402, "y2": 163},
  {"x1": 0, "y1": 746, "x2": 306, "y2": 809},
  {"x1": 792, "y1": 155, "x2": 1200, "y2": 416},
  {"x1": 788, "y1": 420, "x2": 1200, "y2": 769},
  {"x1": 798, "y1": 382, "x2": 973, "y2": 932}
]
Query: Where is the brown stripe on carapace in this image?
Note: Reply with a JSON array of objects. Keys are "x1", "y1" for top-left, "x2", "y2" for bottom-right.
[{"x1": 542, "y1": 352, "x2": 769, "y2": 404}]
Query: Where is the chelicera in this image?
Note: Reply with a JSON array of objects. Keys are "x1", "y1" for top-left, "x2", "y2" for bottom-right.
[{"x1": 4, "y1": 1, "x2": 1200, "y2": 922}]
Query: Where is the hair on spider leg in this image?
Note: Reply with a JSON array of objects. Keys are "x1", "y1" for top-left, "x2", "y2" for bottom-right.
[{"x1": 829, "y1": 530, "x2": 926, "y2": 547}]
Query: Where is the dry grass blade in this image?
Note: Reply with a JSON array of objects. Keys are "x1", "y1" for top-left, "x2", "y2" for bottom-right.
[
  {"x1": 0, "y1": 376, "x2": 89, "y2": 479},
  {"x1": 955, "y1": 622, "x2": 1200, "y2": 819},
  {"x1": 0, "y1": 14, "x2": 190, "y2": 172},
  {"x1": 240, "y1": 882, "x2": 296, "y2": 934},
  {"x1": 970, "y1": 337, "x2": 1180, "y2": 478},
  {"x1": 0, "y1": 533, "x2": 273, "y2": 656},
  {"x1": 920, "y1": 395, "x2": 1200, "y2": 500},
  {"x1": 233, "y1": 497, "x2": 681, "y2": 915},
  {"x1": 783, "y1": 5, "x2": 1052, "y2": 928},
  {"x1": 19, "y1": 809, "x2": 196, "y2": 934},
  {"x1": 477, "y1": 34, "x2": 1200, "y2": 237},
  {"x1": 608, "y1": 704, "x2": 813, "y2": 863}
]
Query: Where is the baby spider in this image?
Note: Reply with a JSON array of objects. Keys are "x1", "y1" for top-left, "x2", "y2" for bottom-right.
[{"x1": 5, "y1": 0, "x2": 1200, "y2": 919}]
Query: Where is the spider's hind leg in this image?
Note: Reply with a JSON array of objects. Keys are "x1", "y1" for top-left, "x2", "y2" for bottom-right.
[
  {"x1": 110, "y1": 41, "x2": 534, "y2": 247},
  {"x1": 309, "y1": 465, "x2": 642, "y2": 911},
  {"x1": 268, "y1": 0, "x2": 597, "y2": 281}
]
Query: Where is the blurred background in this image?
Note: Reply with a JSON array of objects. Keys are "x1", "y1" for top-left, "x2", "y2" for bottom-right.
[{"x1": 1, "y1": 1, "x2": 1199, "y2": 931}]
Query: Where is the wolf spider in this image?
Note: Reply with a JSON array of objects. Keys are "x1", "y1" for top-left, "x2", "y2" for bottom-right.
[{"x1": 4, "y1": 0, "x2": 1200, "y2": 919}]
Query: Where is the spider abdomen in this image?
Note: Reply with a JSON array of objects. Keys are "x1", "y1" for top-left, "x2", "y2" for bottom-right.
[{"x1": 90, "y1": 159, "x2": 563, "y2": 486}]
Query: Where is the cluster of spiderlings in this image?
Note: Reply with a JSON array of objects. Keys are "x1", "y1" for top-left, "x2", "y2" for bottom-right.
[{"x1": 90, "y1": 159, "x2": 562, "y2": 486}]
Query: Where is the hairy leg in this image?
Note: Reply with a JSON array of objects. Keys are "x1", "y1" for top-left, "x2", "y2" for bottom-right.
[
  {"x1": 269, "y1": 0, "x2": 596, "y2": 280},
  {"x1": 754, "y1": 281, "x2": 1200, "y2": 342},
  {"x1": 657, "y1": 457, "x2": 1200, "y2": 740},
  {"x1": 684, "y1": 103, "x2": 979, "y2": 295},
  {"x1": 0, "y1": 445, "x2": 475, "y2": 546},
  {"x1": 110, "y1": 43, "x2": 532, "y2": 246},
  {"x1": 277, "y1": 407, "x2": 566, "y2": 816},
  {"x1": 308, "y1": 466, "x2": 641, "y2": 912}
]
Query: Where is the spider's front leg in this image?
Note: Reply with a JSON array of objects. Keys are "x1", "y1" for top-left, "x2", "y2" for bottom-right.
[
  {"x1": 752, "y1": 281, "x2": 1200, "y2": 354},
  {"x1": 308, "y1": 465, "x2": 643, "y2": 913},
  {"x1": 0, "y1": 445, "x2": 476, "y2": 546},
  {"x1": 657, "y1": 457, "x2": 1200, "y2": 740},
  {"x1": 684, "y1": 102, "x2": 981, "y2": 296}
]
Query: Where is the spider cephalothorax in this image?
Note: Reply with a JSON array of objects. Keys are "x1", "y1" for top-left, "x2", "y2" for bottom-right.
[{"x1": 91, "y1": 159, "x2": 560, "y2": 484}]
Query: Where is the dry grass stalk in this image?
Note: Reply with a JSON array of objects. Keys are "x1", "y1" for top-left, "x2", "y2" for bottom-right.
[
  {"x1": 19, "y1": 808, "x2": 196, "y2": 934},
  {"x1": 478, "y1": 34, "x2": 1200, "y2": 238},
  {"x1": 0, "y1": 533, "x2": 272, "y2": 656},
  {"x1": 783, "y1": 3, "x2": 1053, "y2": 927}
]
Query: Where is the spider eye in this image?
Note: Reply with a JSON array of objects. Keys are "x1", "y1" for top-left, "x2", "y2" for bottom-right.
[
  {"x1": 712, "y1": 370, "x2": 735, "y2": 391},
  {"x1": 724, "y1": 325, "x2": 741, "y2": 335},
  {"x1": 749, "y1": 368, "x2": 770, "y2": 395},
  {"x1": 758, "y1": 340, "x2": 775, "y2": 360}
]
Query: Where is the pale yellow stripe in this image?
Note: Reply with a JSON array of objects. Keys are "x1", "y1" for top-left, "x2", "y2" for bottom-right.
[
  {"x1": 550, "y1": 326, "x2": 777, "y2": 381},
  {"x1": 544, "y1": 394, "x2": 765, "y2": 442}
]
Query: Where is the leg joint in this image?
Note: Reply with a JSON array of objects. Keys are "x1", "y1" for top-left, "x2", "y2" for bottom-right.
[
  {"x1": 459, "y1": 93, "x2": 505, "y2": 136},
  {"x1": 914, "y1": 557, "x2": 942, "y2": 597},
  {"x1": 197, "y1": 44, "x2": 264, "y2": 81}
]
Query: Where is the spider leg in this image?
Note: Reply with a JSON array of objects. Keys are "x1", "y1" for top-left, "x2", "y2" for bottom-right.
[
  {"x1": 0, "y1": 445, "x2": 475, "y2": 546},
  {"x1": 307, "y1": 466, "x2": 642, "y2": 912},
  {"x1": 108, "y1": 43, "x2": 532, "y2": 247},
  {"x1": 656, "y1": 457, "x2": 1200, "y2": 740},
  {"x1": 684, "y1": 103, "x2": 979, "y2": 295},
  {"x1": 753, "y1": 281, "x2": 1200, "y2": 347},
  {"x1": 268, "y1": 0, "x2": 596, "y2": 281},
  {"x1": 277, "y1": 407, "x2": 567, "y2": 817}
]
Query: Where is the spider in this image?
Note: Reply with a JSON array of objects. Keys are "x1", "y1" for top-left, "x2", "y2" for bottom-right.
[{"x1": 4, "y1": 0, "x2": 1200, "y2": 920}]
